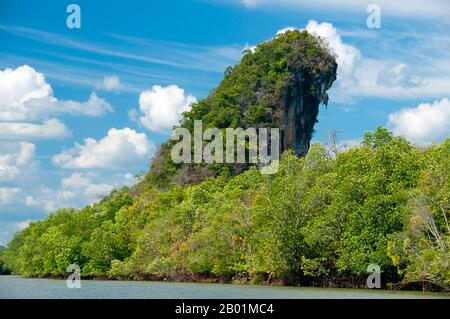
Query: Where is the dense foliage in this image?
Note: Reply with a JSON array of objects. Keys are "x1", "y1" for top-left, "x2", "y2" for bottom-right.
[
  {"x1": 4, "y1": 128, "x2": 449, "y2": 289},
  {"x1": 0, "y1": 246, "x2": 11, "y2": 275}
]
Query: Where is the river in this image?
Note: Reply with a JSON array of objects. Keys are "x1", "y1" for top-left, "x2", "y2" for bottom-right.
[{"x1": 0, "y1": 275, "x2": 448, "y2": 299}]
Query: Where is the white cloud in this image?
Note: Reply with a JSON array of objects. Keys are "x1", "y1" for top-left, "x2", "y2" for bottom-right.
[
  {"x1": 0, "y1": 142, "x2": 69, "y2": 214},
  {"x1": 0, "y1": 65, "x2": 113, "y2": 122},
  {"x1": 0, "y1": 131, "x2": 149, "y2": 232},
  {"x1": 17, "y1": 219, "x2": 32, "y2": 231},
  {"x1": 0, "y1": 187, "x2": 21, "y2": 204},
  {"x1": 0, "y1": 220, "x2": 34, "y2": 246},
  {"x1": 0, "y1": 65, "x2": 113, "y2": 140},
  {"x1": 276, "y1": 21, "x2": 361, "y2": 89},
  {"x1": 388, "y1": 98, "x2": 450, "y2": 144},
  {"x1": 24, "y1": 171, "x2": 136, "y2": 212},
  {"x1": 136, "y1": 85, "x2": 197, "y2": 133},
  {"x1": 127, "y1": 108, "x2": 139, "y2": 123},
  {"x1": 61, "y1": 172, "x2": 114, "y2": 198},
  {"x1": 243, "y1": 43, "x2": 257, "y2": 53},
  {"x1": 97, "y1": 75, "x2": 122, "y2": 91},
  {"x1": 376, "y1": 63, "x2": 428, "y2": 88},
  {"x1": 276, "y1": 26, "x2": 296, "y2": 35},
  {"x1": 377, "y1": 63, "x2": 408, "y2": 87},
  {"x1": 21, "y1": 91, "x2": 113, "y2": 119},
  {"x1": 52, "y1": 127, "x2": 155, "y2": 170},
  {"x1": 0, "y1": 65, "x2": 51, "y2": 121},
  {"x1": 54, "y1": 92, "x2": 113, "y2": 117},
  {"x1": 345, "y1": 58, "x2": 450, "y2": 100},
  {"x1": 276, "y1": 22, "x2": 450, "y2": 102},
  {"x1": 0, "y1": 141, "x2": 38, "y2": 182},
  {"x1": 0, "y1": 118, "x2": 70, "y2": 140},
  {"x1": 24, "y1": 186, "x2": 77, "y2": 212},
  {"x1": 305, "y1": 21, "x2": 361, "y2": 89}
]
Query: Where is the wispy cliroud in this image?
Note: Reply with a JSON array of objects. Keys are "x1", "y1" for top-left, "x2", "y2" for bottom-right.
[
  {"x1": 97, "y1": 75, "x2": 122, "y2": 92},
  {"x1": 0, "y1": 24, "x2": 246, "y2": 73}
]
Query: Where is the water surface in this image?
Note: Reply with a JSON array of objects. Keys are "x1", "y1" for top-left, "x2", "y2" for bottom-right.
[{"x1": 0, "y1": 275, "x2": 448, "y2": 299}]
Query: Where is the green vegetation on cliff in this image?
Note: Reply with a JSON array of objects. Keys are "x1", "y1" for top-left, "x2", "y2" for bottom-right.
[
  {"x1": 0, "y1": 247, "x2": 11, "y2": 275},
  {"x1": 4, "y1": 129, "x2": 449, "y2": 289}
]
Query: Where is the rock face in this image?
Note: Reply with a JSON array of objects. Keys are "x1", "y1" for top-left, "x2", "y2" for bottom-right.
[
  {"x1": 281, "y1": 69, "x2": 337, "y2": 156},
  {"x1": 148, "y1": 29, "x2": 337, "y2": 186}
]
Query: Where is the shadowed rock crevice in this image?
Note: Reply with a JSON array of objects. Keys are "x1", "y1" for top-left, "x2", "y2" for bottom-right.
[{"x1": 281, "y1": 67, "x2": 337, "y2": 156}]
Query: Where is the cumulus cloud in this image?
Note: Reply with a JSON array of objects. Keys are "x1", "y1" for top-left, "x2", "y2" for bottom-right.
[
  {"x1": 24, "y1": 172, "x2": 137, "y2": 213},
  {"x1": 97, "y1": 75, "x2": 122, "y2": 91},
  {"x1": 0, "y1": 65, "x2": 113, "y2": 121},
  {"x1": 0, "y1": 187, "x2": 21, "y2": 204},
  {"x1": 25, "y1": 186, "x2": 79, "y2": 212},
  {"x1": 275, "y1": 26, "x2": 296, "y2": 35},
  {"x1": 0, "y1": 65, "x2": 52, "y2": 120},
  {"x1": 136, "y1": 85, "x2": 197, "y2": 133},
  {"x1": 0, "y1": 131, "x2": 150, "y2": 228},
  {"x1": 243, "y1": 43, "x2": 257, "y2": 53},
  {"x1": 304, "y1": 21, "x2": 361, "y2": 89},
  {"x1": 275, "y1": 21, "x2": 450, "y2": 102},
  {"x1": 61, "y1": 173, "x2": 114, "y2": 199},
  {"x1": 0, "y1": 141, "x2": 42, "y2": 211},
  {"x1": 0, "y1": 220, "x2": 34, "y2": 246},
  {"x1": 0, "y1": 142, "x2": 71, "y2": 214},
  {"x1": 51, "y1": 92, "x2": 113, "y2": 117},
  {"x1": 24, "y1": 173, "x2": 116, "y2": 212},
  {"x1": 388, "y1": 98, "x2": 450, "y2": 144},
  {"x1": 0, "y1": 65, "x2": 113, "y2": 141},
  {"x1": 10, "y1": 91, "x2": 113, "y2": 120},
  {"x1": 276, "y1": 21, "x2": 361, "y2": 89},
  {"x1": 0, "y1": 118, "x2": 70, "y2": 140},
  {"x1": 17, "y1": 219, "x2": 32, "y2": 231},
  {"x1": 52, "y1": 127, "x2": 155, "y2": 170},
  {"x1": 0, "y1": 141, "x2": 38, "y2": 182}
]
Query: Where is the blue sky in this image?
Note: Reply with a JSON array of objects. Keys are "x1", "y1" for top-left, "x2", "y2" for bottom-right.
[{"x1": 1, "y1": 0, "x2": 449, "y2": 245}]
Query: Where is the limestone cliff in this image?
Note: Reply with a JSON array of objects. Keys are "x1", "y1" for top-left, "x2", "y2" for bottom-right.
[
  {"x1": 281, "y1": 66, "x2": 336, "y2": 156},
  {"x1": 148, "y1": 29, "x2": 337, "y2": 186}
]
